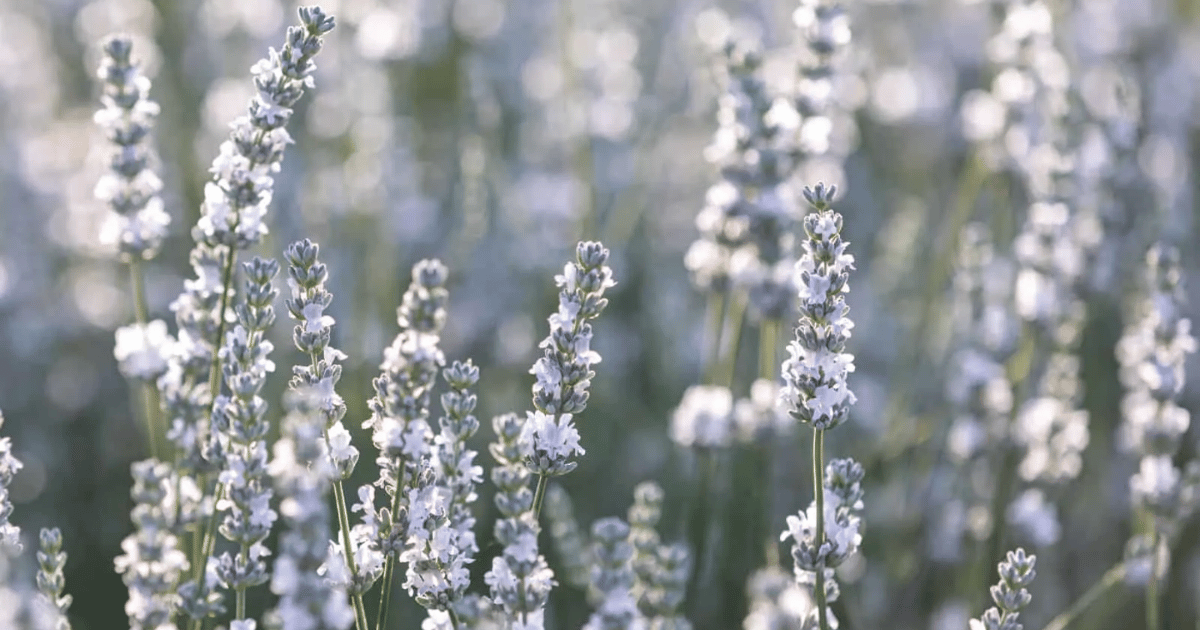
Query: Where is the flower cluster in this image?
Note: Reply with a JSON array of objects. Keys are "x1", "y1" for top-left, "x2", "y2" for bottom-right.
[
  {"x1": 354, "y1": 259, "x2": 449, "y2": 595},
  {"x1": 285, "y1": 239, "x2": 351, "y2": 437},
  {"x1": 583, "y1": 518, "x2": 645, "y2": 630},
  {"x1": 113, "y1": 460, "x2": 190, "y2": 630},
  {"x1": 156, "y1": 6, "x2": 335, "y2": 479},
  {"x1": 93, "y1": 35, "x2": 168, "y2": 261},
  {"x1": 642, "y1": 543, "x2": 692, "y2": 628},
  {"x1": 207, "y1": 257, "x2": 281, "y2": 610},
  {"x1": 0, "y1": 411, "x2": 21, "y2": 556},
  {"x1": 782, "y1": 458, "x2": 864, "y2": 575},
  {"x1": 670, "y1": 385, "x2": 734, "y2": 449},
  {"x1": 1118, "y1": 245, "x2": 1200, "y2": 530},
  {"x1": 626, "y1": 481, "x2": 664, "y2": 608},
  {"x1": 743, "y1": 566, "x2": 817, "y2": 630},
  {"x1": 35, "y1": 527, "x2": 72, "y2": 630},
  {"x1": 780, "y1": 184, "x2": 855, "y2": 430},
  {"x1": 267, "y1": 394, "x2": 354, "y2": 630},
  {"x1": 402, "y1": 360, "x2": 485, "y2": 611},
  {"x1": 969, "y1": 549, "x2": 1037, "y2": 630},
  {"x1": 524, "y1": 241, "x2": 617, "y2": 477},
  {"x1": 484, "y1": 413, "x2": 555, "y2": 629},
  {"x1": 733, "y1": 379, "x2": 794, "y2": 445},
  {"x1": 685, "y1": 40, "x2": 800, "y2": 317}
]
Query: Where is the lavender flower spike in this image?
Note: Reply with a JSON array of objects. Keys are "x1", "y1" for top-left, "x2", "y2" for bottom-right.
[{"x1": 780, "y1": 184, "x2": 856, "y2": 431}]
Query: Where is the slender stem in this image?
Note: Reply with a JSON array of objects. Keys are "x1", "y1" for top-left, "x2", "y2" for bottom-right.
[
  {"x1": 327, "y1": 429, "x2": 369, "y2": 630},
  {"x1": 685, "y1": 450, "x2": 714, "y2": 620},
  {"x1": 718, "y1": 294, "x2": 748, "y2": 389},
  {"x1": 758, "y1": 320, "x2": 778, "y2": 382},
  {"x1": 1040, "y1": 563, "x2": 1125, "y2": 630},
  {"x1": 533, "y1": 473, "x2": 549, "y2": 520},
  {"x1": 1147, "y1": 528, "x2": 1161, "y2": 630},
  {"x1": 235, "y1": 542, "x2": 248, "y2": 620},
  {"x1": 759, "y1": 321, "x2": 779, "y2": 566},
  {"x1": 375, "y1": 466, "x2": 408, "y2": 630},
  {"x1": 129, "y1": 260, "x2": 164, "y2": 460},
  {"x1": 703, "y1": 292, "x2": 728, "y2": 385},
  {"x1": 813, "y1": 428, "x2": 829, "y2": 630}
]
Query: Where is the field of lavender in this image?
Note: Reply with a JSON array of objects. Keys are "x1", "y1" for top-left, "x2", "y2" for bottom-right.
[{"x1": 0, "y1": 0, "x2": 1198, "y2": 629}]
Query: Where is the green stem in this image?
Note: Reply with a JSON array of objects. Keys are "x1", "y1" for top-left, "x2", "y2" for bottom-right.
[
  {"x1": 533, "y1": 473, "x2": 549, "y2": 520},
  {"x1": 1147, "y1": 528, "x2": 1161, "y2": 630},
  {"x1": 375, "y1": 466, "x2": 408, "y2": 630},
  {"x1": 188, "y1": 244, "x2": 238, "y2": 630},
  {"x1": 759, "y1": 321, "x2": 779, "y2": 566},
  {"x1": 813, "y1": 428, "x2": 829, "y2": 630},
  {"x1": 129, "y1": 260, "x2": 164, "y2": 460},
  {"x1": 1040, "y1": 563, "x2": 1125, "y2": 630},
  {"x1": 235, "y1": 542, "x2": 248, "y2": 620},
  {"x1": 759, "y1": 319, "x2": 778, "y2": 382},
  {"x1": 718, "y1": 294, "x2": 747, "y2": 389},
  {"x1": 703, "y1": 292, "x2": 728, "y2": 385}
]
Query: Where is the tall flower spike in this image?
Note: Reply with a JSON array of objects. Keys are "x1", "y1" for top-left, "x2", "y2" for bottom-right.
[
  {"x1": 524, "y1": 241, "x2": 617, "y2": 477},
  {"x1": 485, "y1": 413, "x2": 555, "y2": 629},
  {"x1": 36, "y1": 527, "x2": 72, "y2": 630},
  {"x1": 94, "y1": 34, "x2": 169, "y2": 261},
  {"x1": 266, "y1": 392, "x2": 354, "y2": 630},
  {"x1": 970, "y1": 549, "x2": 1037, "y2": 630},
  {"x1": 0, "y1": 411, "x2": 22, "y2": 556},
  {"x1": 780, "y1": 183, "x2": 856, "y2": 430},
  {"x1": 544, "y1": 483, "x2": 591, "y2": 590},
  {"x1": 403, "y1": 360, "x2": 485, "y2": 613},
  {"x1": 114, "y1": 460, "x2": 191, "y2": 630},
  {"x1": 195, "y1": 7, "x2": 335, "y2": 249},
  {"x1": 583, "y1": 518, "x2": 645, "y2": 630},
  {"x1": 204, "y1": 257, "x2": 280, "y2": 614}
]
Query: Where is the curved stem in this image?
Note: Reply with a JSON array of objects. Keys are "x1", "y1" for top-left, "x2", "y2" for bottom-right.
[
  {"x1": 813, "y1": 428, "x2": 829, "y2": 630},
  {"x1": 1040, "y1": 563, "x2": 1125, "y2": 630}
]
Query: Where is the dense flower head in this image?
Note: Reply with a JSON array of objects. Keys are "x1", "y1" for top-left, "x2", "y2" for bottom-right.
[
  {"x1": 35, "y1": 527, "x2": 72, "y2": 630},
  {"x1": 268, "y1": 392, "x2": 354, "y2": 630},
  {"x1": 643, "y1": 543, "x2": 692, "y2": 628},
  {"x1": 1118, "y1": 244, "x2": 1199, "y2": 525},
  {"x1": 114, "y1": 459, "x2": 190, "y2": 630},
  {"x1": 583, "y1": 518, "x2": 646, "y2": 630},
  {"x1": 525, "y1": 242, "x2": 616, "y2": 476},
  {"x1": 194, "y1": 7, "x2": 335, "y2": 249},
  {"x1": 93, "y1": 34, "x2": 168, "y2": 261},
  {"x1": 670, "y1": 385, "x2": 735, "y2": 449},
  {"x1": 969, "y1": 549, "x2": 1036, "y2": 630},
  {"x1": 780, "y1": 184, "x2": 856, "y2": 430}
]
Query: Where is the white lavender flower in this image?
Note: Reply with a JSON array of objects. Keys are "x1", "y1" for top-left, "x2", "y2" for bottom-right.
[
  {"x1": 780, "y1": 184, "x2": 856, "y2": 430},
  {"x1": 268, "y1": 393, "x2": 355, "y2": 630},
  {"x1": 93, "y1": 35, "x2": 169, "y2": 261},
  {"x1": 743, "y1": 566, "x2": 818, "y2": 630},
  {"x1": 1118, "y1": 245, "x2": 1199, "y2": 527},
  {"x1": 205, "y1": 257, "x2": 280, "y2": 612},
  {"x1": 285, "y1": 239, "x2": 351, "y2": 435},
  {"x1": 403, "y1": 360, "x2": 484, "y2": 612},
  {"x1": 195, "y1": 8, "x2": 335, "y2": 249},
  {"x1": 782, "y1": 458, "x2": 864, "y2": 575},
  {"x1": 0, "y1": 411, "x2": 22, "y2": 556},
  {"x1": 670, "y1": 385, "x2": 734, "y2": 449},
  {"x1": 627, "y1": 482, "x2": 665, "y2": 608},
  {"x1": 524, "y1": 241, "x2": 617, "y2": 477},
  {"x1": 114, "y1": 320, "x2": 172, "y2": 381},
  {"x1": 583, "y1": 518, "x2": 646, "y2": 630},
  {"x1": 970, "y1": 549, "x2": 1036, "y2": 630},
  {"x1": 643, "y1": 543, "x2": 692, "y2": 629},
  {"x1": 357, "y1": 259, "x2": 448, "y2": 587},
  {"x1": 734, "y1": 379, "x2": 794, "y2": 445},
  {"x1": 114, "y1": 460, "x2": 191, "y2": 630},
  {"x1": 35, "y1": 527, "x2": 71, "y2": 630},
  {"x1": 485, "y1": 413, "x2": 555, "y2": 629}
]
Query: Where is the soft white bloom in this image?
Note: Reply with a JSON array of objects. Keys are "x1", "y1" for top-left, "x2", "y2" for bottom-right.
[
  {"x1": 670, "y1": 385, "x2": 734, "y2": 448},
  {"x1": 113, "y1": 320, "x2": 172, "y2": 379}
]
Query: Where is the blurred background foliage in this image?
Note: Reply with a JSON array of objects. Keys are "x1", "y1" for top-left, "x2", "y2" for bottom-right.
[{"x1": 1, "y1": 0, "x2": 1200, "y2": 628}]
